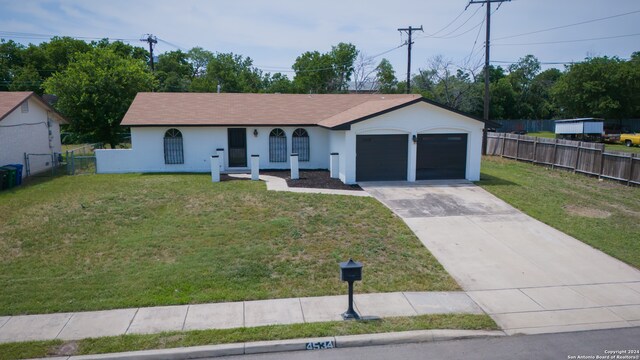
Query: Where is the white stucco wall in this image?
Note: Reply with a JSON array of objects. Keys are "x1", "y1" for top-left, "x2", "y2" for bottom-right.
[
  {"x1": 344, "y1": 101, "x2": 484, "y2": 184},
  {"x1": 0, "y1": 97, "x2": 63, "y2": 178},
  {"x1": 97, "y1": 101, "x2": 483, "y2": 183},
  {"x1": 97, "y1": 126, "x2": 330, "y2": 173},
  {"x1": 328, "y1": 130, "x2": 347, "y2": 183}
]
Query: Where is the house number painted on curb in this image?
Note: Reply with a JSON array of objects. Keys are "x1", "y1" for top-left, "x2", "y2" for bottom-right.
[{"x1": 305, "y1": 341, "x2": 334, "y2": 350}]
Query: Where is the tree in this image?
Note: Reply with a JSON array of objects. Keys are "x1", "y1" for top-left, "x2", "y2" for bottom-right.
[
  {"x1": 414, "y1": 55, "x2": 482, "y2": 113},
  {"x1": 0, "y1": 39, "x2": 26, "y2": 91},
  {"x1": 330, "y1": 42, "x2": 358, "y2": 91},
  {"x1": 8, "y1": 65, "x2": 42, "y2": 93},
  {"x1": 292, "y1": 43, "x2": 359, "y2": 93},
  {"x1": 187, "y1": 47, "x2": 214, "y2": 78},
  {"x1": 44, "y1": 48, "x2": 156, "y2": 148},
  {"x1": 156, "y1": 50, "x2": 193, "y2": 92},
  {"x1": 552, "y1": 55, "x2": 640, "y2": 119},
  {"x1": 352, "y1": 52, "x2": 376, "y2": 93},
  {"x1": 375, "y1": 58, "x2": 398, "y2": 93},
  {"x1": 263, "y1": 72, "x2": 294, "y2": 93},
  {"x1": 202, "y1": 52, "x2": 263, "y2": 93},
  {"x1": 42, "y1": 36, "x2": 92, "y2": 72},
  {"x1": 529, "y1": 68, "x2": 562, "y2": 119},
  {"x1": 94, "y1": 39, "x2": 148, "y2": 62},
  {"x1": 292, "y1": 50, "x2": 335, "y2": 93}
]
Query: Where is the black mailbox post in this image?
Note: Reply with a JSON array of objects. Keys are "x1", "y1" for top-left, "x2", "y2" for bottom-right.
[{"x1": 339, "y1": 258, "x2": 363, "y2": 320}]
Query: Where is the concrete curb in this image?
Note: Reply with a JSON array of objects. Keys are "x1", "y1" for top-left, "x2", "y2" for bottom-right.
[{"x1": 40, "y1": 330, "x2": 505, "y2": 360}]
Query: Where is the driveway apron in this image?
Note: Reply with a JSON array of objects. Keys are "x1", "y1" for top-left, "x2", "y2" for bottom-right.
[{"x1": 361, "y1": 181, "x2": 640, "y2": 335}]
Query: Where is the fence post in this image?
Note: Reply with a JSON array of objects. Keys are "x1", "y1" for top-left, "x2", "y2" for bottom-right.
[
  {"x1": 573, "y1": 142, "x2": 581, "y2": 173},
  {"x1": 51, "y1": 153, "x2": 55, "y2": 176},
  {"x1": 500, "y1": 133, "x2": 506, "y2": 157},
  {"x1": 515, "y1": 135, "x2": 520, "y2": 160},
  {"x1": 532, "y1": 137, "x2": 538, "y2": 163},
  {"x1": 552, "y1": 139, "x2": 558, "y2": 169},
  {"x1": 24, "y1": 153, "x2": 29, "y2": 176},
  {"x1": 598, "y1": 147, "x2": 605, "y2": 180},
  {"x1": 71, "y1": 150, "x2": 75, "y2": 175},
  {"x1": 627, "y1": 153, "x2": 635, "y2": 186}
]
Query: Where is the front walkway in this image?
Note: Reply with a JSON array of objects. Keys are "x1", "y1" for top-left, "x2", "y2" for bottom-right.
[
  {"x1": 0, "y1": 292, "x2": 482, "y2": 343},
  {"x1": 360, "y1": 181, "x2": 640, "y2": 335},
  {"x1": 229, "y1": 174, "x2": 370, "y2": 196}
]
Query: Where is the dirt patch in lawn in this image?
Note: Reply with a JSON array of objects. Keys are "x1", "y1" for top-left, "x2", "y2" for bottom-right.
[
  {"x1": 563, "y1": 205, "x2": 611, "y2": 219},
  {"x1": 262, "y1": 170, "x2": 363, "y2": 191},
  {"x1": 51, "y1": 341, "x2": 78, "y2": 356}
]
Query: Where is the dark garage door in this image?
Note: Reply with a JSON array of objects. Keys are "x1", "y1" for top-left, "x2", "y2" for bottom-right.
[
  {"x1": 356, "y1": 135, "x2": 408, "y2": 181},
  {"x1": 416, "y1": 134, "x2": 467, "y2": 180}
]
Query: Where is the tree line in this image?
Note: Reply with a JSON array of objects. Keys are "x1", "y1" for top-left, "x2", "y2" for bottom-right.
[{"x1": 1, "y1": 36, "x2": 638, "y2": 146}]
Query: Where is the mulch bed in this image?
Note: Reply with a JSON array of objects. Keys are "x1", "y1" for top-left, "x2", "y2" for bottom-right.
[{"x1": 262, "y1": 170, "x2": 363, "y2": 191}]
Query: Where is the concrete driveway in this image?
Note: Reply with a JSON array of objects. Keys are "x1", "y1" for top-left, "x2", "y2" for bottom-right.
[{"x1": 361, "y1": 181, "x2": 640, "y2": 335}]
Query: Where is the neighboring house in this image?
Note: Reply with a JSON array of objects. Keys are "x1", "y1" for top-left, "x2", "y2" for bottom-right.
[
  {"x1": 0, "y1": 92, "x2": 68, "y2": 178},
  {"x1": 97, "y1": 93, "x2": 488, "y2": 184}
]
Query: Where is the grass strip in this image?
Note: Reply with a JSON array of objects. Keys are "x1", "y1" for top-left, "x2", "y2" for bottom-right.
[{"x1": 0, "y1": 314, "x2": 497, "y2": 359}]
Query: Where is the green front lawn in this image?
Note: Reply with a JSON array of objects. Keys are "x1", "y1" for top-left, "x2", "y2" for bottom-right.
[
  {"x1": 0, "y1": 314, "x2": 497, "y2": 360},
  {"x1": 0, "y1": 174, "x2": 457, "y2": 315},
  {"x1": 479, "y1": 156, "x2": 640, "y2": 269}
]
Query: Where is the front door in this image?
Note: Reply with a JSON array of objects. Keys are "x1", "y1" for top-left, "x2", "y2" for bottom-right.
[{"x1": 228, "y1": 128, "x2": 247, "y2": 167}]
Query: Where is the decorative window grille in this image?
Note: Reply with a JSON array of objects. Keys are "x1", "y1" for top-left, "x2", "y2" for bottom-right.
[
  {"x1": 269, "y1": 128, "x2": 287, "y2": 162},
  {"x1": 292, "y1": 128, "x2": 310, "y2": 161},
  {"x1": 164, "y1": 128, "x2": 184, "y2": 164}
]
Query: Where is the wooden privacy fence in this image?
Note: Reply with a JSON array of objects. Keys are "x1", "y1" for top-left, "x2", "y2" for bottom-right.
[{"x1": 487, "y1": 133, "x2": 640, "y2": 185}]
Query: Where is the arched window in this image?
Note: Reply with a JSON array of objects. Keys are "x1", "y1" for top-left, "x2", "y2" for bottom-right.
[
  {"x1": 164, "y1": 128, "x2": 184, "y2": 164},
  {"x1": 269, "y1": 128, "x2": 287, "y2": 162},
  {"x1": 292, "y1": 128, "x2": 310, "y2": 162}
]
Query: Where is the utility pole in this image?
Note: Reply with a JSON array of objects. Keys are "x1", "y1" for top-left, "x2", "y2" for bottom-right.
[
  {"x1": 140, "y1": 34, "x2": 158, "y2": 71},
  {"x1": 466, "y1": 0, "x2": 510, "y2": 154},
  {"x1": 397, "y1": 26, "x2": 423, "y2": 94}
]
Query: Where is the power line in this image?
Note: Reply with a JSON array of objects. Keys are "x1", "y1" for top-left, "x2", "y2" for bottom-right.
[
  {"x1": 425, "y1": 8, "x2": 469, "y2": 37},
  {"x1": 493, "y1": 9, "x2": 640, "y2": 41},
  {"x1": 156, "y1": 38, "x2": 188, "y2": 51},
  {"x1": 415, "y1": 5, "x2": 483, "y2": 41},
  {"x1": 0, "y1": 30, "x2": 138, "y2": 42},
  {"x1": 493, "y1": 32, "x2": 640, "y2": 46}
]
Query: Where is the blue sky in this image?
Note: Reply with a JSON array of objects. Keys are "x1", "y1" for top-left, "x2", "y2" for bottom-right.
[{"x1": 1, "y1": 0, "x2": 639, "y2": 76}]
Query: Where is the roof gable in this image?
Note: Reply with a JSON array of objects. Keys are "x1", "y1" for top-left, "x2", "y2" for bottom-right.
[{"x1": 0, "y1": 91, "x2": 68, "y2": 124}]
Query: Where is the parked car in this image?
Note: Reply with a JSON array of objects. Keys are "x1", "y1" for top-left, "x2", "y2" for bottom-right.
[{"x1": 620, "y1": 133, "x2": 640, "y2": 147}]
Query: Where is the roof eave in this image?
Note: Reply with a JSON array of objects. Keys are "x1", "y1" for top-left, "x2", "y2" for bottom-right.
[{"x1": 327, "y1": 97, "x2": 490, "y2": 130}]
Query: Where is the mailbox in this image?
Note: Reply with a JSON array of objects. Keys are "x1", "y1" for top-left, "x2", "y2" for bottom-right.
[
  {"x1": 339, "y1": 258, "x2": 363, "y2": 282},
  {"x1": 339, "y1": 258, "x2": 363, "y2": 320}
]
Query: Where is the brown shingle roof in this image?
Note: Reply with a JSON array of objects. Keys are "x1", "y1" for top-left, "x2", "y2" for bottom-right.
[
  {"x1": 0, "y1": 91, "x2": 68, "y2": 123},
  {"x1": 121, "y1": 93, "x2": 422, "y2": 128}
]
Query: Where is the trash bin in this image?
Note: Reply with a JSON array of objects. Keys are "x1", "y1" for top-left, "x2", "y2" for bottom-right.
[
  {"x1": 0, "y1": 168, "x2": 8, "y2": 190},
  {"x1": 8, "y1": 164, "x2": 23, "y2": 185},
  {"x1": 0, "y1": 166, "x2": 16, "y2": 188}
]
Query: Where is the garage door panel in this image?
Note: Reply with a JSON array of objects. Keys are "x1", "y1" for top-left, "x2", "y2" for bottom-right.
[
  {"x1": 416, "y1": 134, "x2": 467, "y2": 180},
  {"x1": 356, "y1": 135, "x2": 408, "y2": 181}
]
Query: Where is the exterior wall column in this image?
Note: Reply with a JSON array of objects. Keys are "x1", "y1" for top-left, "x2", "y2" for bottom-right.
[
  {"x1": 330, "y1": 152, "x2": 339, "y2": 178},
  {"x1": 210, "y1": 155, "x2": 220, "y2": 182},
  {"x1": 290, "y1": 153, "x2": 299, "y2": 180},
  {"x1": 216, "y1": 148, "x2": 225, "y2": 171},
  {"x1": 251, "y1": 154, "x2": 260, "y2": 180}
]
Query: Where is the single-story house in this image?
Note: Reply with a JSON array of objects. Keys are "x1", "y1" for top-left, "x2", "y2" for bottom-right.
[
  {"x1": 0, "y1": 91, "x2": 68, "y2": 178},
  {"x1": 96, "y1": 93, "x2": 488, "y2": 184}
]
